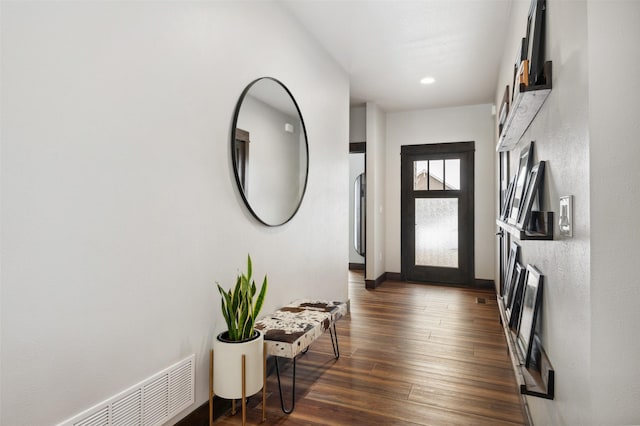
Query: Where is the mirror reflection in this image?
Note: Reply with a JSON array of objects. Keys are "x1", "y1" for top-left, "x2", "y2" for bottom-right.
[
  {"x1": 354, "y1": 173, "x2": 366, "y2": 256},
  {"x1": 231, "y1": 77, "x2": 308, "y2": 226}
]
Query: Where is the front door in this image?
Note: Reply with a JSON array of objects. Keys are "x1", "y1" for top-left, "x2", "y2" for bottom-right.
[{"x1": 401, "y1": 142, "x2": 475, "y2": 285}]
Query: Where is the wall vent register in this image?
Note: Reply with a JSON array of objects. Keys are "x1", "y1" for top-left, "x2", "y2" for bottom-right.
[{"x1": 56, "y1": 355, "x2": 195, "y2": 426}]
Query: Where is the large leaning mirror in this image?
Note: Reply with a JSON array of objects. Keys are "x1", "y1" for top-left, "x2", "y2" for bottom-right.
[{"x1": 231, "y1": 77, "x2": 309, "y2": 226}]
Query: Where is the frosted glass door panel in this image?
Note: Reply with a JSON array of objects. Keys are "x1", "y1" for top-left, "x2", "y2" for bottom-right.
[{"x1": 415, "y1": 198, "x2": 458, "y2": 268}]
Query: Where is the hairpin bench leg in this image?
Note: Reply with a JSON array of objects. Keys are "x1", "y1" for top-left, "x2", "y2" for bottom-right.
[
  {"x1": 274, "y1": 356, "x2": 296, "y2": 414},
  {"x1": 329, "y1": 323, "x2": 340, "y2": 359}
]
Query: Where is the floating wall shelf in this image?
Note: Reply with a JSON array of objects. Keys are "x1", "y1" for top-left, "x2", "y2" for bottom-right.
[
  {"x1": 496, "y1": 62, "x2": 553, "y2": 152},
  {"x1": 497, "y1": 297, "x2": 555, "y2": 400},
  {"x1": 497, "y1": 211, "x2": 554, "y2": 241}
]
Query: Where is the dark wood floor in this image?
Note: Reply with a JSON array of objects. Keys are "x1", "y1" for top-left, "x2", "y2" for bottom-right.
[{"x1": 212, "y1": 271, "x2": 527, "y2": 425}]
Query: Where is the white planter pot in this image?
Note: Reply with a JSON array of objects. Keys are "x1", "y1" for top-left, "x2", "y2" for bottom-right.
[{"x1": 213, "y1": 330, "x2": 264, "y2": 399}]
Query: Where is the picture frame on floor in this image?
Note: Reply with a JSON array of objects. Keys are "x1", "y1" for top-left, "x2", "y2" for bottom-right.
[{"x1": 516, "y1": 264, "x2": 544, "y2": 368}]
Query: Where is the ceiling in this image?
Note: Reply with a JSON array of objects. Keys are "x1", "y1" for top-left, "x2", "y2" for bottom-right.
[{"x1": 281, "y1": 0, "x2": 514, "y2": 112}]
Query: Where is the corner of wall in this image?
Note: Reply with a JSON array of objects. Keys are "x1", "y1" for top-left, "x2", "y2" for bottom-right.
[{"x1": 365, "y1": 103, "x2": 386, "y2": 281}]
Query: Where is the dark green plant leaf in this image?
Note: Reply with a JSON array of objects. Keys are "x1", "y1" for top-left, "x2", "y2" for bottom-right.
[
  {"x1": 253, "y1": 276, "x2": 267, "y2": 321},
  {"x1": 216, "y1": 254, "x2": 267, "y2": 341}
]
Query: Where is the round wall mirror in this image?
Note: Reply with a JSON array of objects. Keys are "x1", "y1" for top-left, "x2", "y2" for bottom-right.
[{"x1": 231, "y1": 77, "x2": 309, "y2": 226}]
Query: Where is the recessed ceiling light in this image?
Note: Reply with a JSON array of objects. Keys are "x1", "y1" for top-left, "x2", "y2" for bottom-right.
[{"x1": 420, "y1": 76, "x2": 435, "y2": 85}]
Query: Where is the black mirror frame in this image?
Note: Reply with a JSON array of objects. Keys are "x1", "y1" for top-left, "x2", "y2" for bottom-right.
[{"x1": 230, "y1": 77, "x2": 309, "y2": 227}]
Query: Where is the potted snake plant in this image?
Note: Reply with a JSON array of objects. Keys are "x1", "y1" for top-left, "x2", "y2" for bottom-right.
[{"x1": 213, "y1": 255, "x2": 267, "y2": 399}]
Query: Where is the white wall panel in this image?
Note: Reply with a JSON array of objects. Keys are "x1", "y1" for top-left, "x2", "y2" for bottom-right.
[{"x1": 588, "y1": 1, "x2": 640, "y2": 423}]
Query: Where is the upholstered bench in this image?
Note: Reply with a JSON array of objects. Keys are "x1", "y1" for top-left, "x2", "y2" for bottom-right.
[
  {"x1": 254, "y1": 299, "x2": 347, "y2": 413},
  {"x1": 285, "y1": 299, "x2": 348, "y2": 323}
]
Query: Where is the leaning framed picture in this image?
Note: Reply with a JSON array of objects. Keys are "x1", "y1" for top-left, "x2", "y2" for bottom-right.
[
  {"x1": 508, "y1": 142, "x2": 534, "y2": 225},
  {"x1": 512, "y1": 37, "x2": 527, "y2": 101},
  {"x1": 498, "y1": 86, "x2": 510, "y2": 137},
  {"x1": 517, "y1": 161, "x2": 546, "y2": 229},
  {"x1": 500, "y1": 176, "x2": 516, "y2": 221},
  {"x1": 499, "y1": 151, "x2": 511, "y2": 220},
  {"x1": 529, "y1": 333, "x2": 543, "y2": 371},
  {"x1": 516, "y1": 264, "x2": 544, "y2": 368},
  {"x1": 502, "y1": 242, "x2": 520, "y2": 298},
  {"x1": 526, "y1": 0, "x2": 547, "y2": 85},
  {"x1": 506, "y1": 263, "x2": 526, "y2": 329}
]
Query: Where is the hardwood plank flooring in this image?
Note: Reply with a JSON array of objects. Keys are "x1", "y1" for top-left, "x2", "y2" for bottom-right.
[{"x1": 213, "y1": 272, "x2": 527, "y2": 425}]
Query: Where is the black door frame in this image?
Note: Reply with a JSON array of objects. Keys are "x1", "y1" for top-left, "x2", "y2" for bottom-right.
[{"x1": 400, "y1": 142, "x2": 475, "y2": 285}]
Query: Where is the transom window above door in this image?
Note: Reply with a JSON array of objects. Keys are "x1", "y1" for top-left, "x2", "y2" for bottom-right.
[{"x1": 413, "y1": 159, "x2": 461, "y2": 191}]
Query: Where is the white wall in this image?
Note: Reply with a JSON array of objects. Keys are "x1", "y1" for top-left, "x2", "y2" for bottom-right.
[
  {"x1": 349, "y1": 106, "x2": 366, "y2": 143},
  {"x1": 0, "y1": 2, "x2": 349, "y2": 424},
  {"x1": 494, "y1": 0, "x2": 592, "y2": 424},
  {"x1": 365, "y1": 103, "x2": 386, "y2": 281},
  {"x1": 588, "y1": 1, "x2": 640, "y2": 423},
  {"x1": 385, "y1": 104, "x2": 495, "y2": 280}
]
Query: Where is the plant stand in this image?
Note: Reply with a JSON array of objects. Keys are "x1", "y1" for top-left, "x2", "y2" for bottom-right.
[{"x1": 209, "y1": 344, "x2": 267, "y2": 426}]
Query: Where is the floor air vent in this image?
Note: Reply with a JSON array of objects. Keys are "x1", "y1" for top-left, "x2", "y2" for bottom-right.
[{"x1": 57, "y1": 354, "x2": 194, "y2": 426}]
